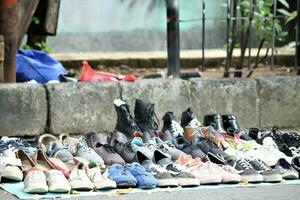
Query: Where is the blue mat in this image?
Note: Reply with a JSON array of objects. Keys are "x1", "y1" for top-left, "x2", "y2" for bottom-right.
[{"x1": 2, "y1": 180, "x2": 300, "y2": 200}]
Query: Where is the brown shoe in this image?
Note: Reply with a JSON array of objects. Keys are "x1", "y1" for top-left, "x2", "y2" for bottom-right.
[
  {"x1": 183, "y1": 126, "x2": 197, "y2": 143},
  {"x1": 16, "y1": 150, "x2": 35, "y2": 173},
  {"x1": 33, "y1": 149, "x2": 70, "y2": 177}
]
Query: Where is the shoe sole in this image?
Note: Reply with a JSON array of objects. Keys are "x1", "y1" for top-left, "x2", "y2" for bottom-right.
[
  {"x1": 95, "y1": 182, "x2": 117, "y2": 190},
  {"x1": 24, "y1": 186, "x2": 48, "y2": 194},
  {"x1": 197, "y1": 175, "x2": 222, "y2": 185},
  {"x1": 48, "y1": 185, "x2": 71, "y2": 193},
  {"x1": 117, "y1": 181, "x2": 136, "y2": 187},
  {"x1": 177, "y1": 178, "x2": 200, "y2": 187},
  {"x1": 241, "y1": 174, "x2": 264, "y2": 183},
  {"x1": 156, "y1": 179, "x2": 178, "y2": 187},
  {"x1": 70, "y1": 181, "x2": 94, "y2": 191},
  {"x1": 221, "y1": 174, "x2": 242, "y2": 184},
  {"x1": 139, "y1": 184, "x2": 157, "y2": 189},
  {"x1": 263, "y1": 174, "x2": 283, "y2": 183}
]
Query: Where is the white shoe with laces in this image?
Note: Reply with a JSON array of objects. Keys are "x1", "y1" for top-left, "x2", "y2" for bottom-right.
[
  {"x1": 47, "y1": 170, "x2": 70, "y2": 193},
  {"x1": 87, "y1": 162, "x2": 116, "y2": 190},
  {"x1": 24, "y1": 170, "x2": 48, "y2": 193},
  {"x1": 69, "y1": 162, "x2": 94, "y2": 191}
]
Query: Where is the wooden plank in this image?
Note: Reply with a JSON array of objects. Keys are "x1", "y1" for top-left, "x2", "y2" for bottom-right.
[
  {"x1": 0, "y1": 35, "x2": 4, "y2": 61},
  {"x1": 0, "y1": 0, "x2": 18, "y2": 82},
  {"x1": 44, "y1": 0, "x2": 60, "y2": 35},
  {"x1": 17, "y1": 0, "x2": 40, "y2": 47},
  {"x1": 0, "y1": 35, "x2": 4, "y2": 82}
]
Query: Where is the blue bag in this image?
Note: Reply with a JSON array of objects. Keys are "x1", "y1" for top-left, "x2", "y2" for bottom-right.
[{"x1": 16, "y1": 50, "x2": 67, "y2": 84}]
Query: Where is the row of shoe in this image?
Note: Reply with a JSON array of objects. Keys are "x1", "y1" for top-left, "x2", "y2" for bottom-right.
[{"x1": 112, "y1": 98, "x2": 300, "y2": 184}]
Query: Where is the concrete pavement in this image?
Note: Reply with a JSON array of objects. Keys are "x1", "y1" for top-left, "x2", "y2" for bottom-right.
[{"x1": 1, "y1": 182, "x2": 299, "y2": 200}]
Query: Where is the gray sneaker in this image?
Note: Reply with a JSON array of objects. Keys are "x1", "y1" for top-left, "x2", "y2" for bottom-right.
[
  {"x1": 274, "y1": 158, "x2": 299, "y2": 180},
  {"x1": 76, "y1": 138, "x2": 104, "y2": 165},
  {"x1": 46, "y1": 141, "x2": 73, "y2": 164},
  {"x1": 86, "y1": 132, "x2": 125, "y2": 165},
  {"x1": 107, "y1": 131, "x2": 135, "y2": 163},
  {"x1": 138, "y1": 156, "x2": 178, "y2": 187},
  {"x1": 153, "y1": 137, "x2": 186, "y2": 161}
]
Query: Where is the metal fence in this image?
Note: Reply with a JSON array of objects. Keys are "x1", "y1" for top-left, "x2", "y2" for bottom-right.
[{"x1": 166, "y1": 0, "x2": 300, "y2": 77}]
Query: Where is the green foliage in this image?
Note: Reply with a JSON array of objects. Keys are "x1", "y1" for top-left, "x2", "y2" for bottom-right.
[
  {"x1": 22, "y1": 41, "x2": 55, "y2": 54},
  {"x1": 239, "y1": 0, "x2": 294, "y2": 46}
]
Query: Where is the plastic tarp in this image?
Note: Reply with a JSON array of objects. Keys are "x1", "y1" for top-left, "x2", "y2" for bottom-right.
[{"x1": 16, "y1": 50, "x2": 67, "y2": 84}]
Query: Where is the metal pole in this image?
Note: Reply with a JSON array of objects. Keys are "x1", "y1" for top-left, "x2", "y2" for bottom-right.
[
  {"x1": 166, "y1": 0, "x2": 180, "y2": 78},
  {"x1": 0, "y1": 0, "x2": 18, "y2": 82},
  {"x1": 296, "y1": 0, "x2": 300, "y2": 74},
  {"x1": 271, "y1": 0, "x2": 277, "y2": 70},
  {"x1": 225, "y1": 0, "x2": 230, "y2": 77},
  {"x1": 248, "y1": 0, "x2": 253, "y2": 70},
  {"x1": 201, "y1": 0, "x2": 205, "y2": 71}
]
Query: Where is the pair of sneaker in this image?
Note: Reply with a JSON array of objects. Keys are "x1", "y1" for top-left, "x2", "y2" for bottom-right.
[
  {"x1": 228, "y1": 157, "x2": 283, "y2": 183},
  {"x1": 69, "y1": 161, "x2": 116, "y2": 191},
  {"x1": 176, "y1": 155, "x2": 241, "y2": 184},
  {"x1": 24, "y1": 169, "x2": 70, "y2": 194},
  {"x1": 133, "y1": 139, "x2": 200, "y2": 187},
  {"x1": 86, "y1": 131, "x2": 125, "y2": 165},
  {"x1": 40, "y1": 133, "x2": 105, "y2": 166},
  {"x1": 108, "y1": 163, "x2": 157, "y2": 189},
  {"x1": 1, "y1": 137, "x2": 36, "y2": 156}
]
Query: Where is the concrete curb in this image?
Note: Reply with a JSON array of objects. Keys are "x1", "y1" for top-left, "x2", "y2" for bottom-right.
[{"x1": 0, "y1": 76, "x2": 299, "y2": 136}]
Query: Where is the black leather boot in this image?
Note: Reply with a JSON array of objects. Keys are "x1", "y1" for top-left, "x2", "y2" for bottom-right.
[
  {"x1": 222, "y1": 115, "x2": 241, "y2": 131},
  {"x1": 203, "y1": 114, "x2": 226, "y2": 133},
  {"x1": 114, "y1": 99, "x2": 141, "y2": 139},
  {"x1": 134, "y1": 99, "x2": 158, "y2": 142}
]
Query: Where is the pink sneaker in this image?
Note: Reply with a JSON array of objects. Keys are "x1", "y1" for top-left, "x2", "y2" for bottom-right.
[
  {"x1": 176, "y1": 155, "x2": 222, "y2": 185},
  {"x1": 206, "y1": 162, "x2": 241, "y2": 184}
]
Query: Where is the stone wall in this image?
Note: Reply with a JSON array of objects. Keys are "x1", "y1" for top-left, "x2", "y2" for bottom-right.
[{"x1": 0, "y1": 76, "x2": 299, "y2": 136}]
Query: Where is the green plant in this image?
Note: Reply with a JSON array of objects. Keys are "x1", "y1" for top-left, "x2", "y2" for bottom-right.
[
  {"x1": 22, "y1": 40, "x2": 55, "y2": 54},
  {"x1": 225, "y1": 0, "x2": 297, "y2": 77}
]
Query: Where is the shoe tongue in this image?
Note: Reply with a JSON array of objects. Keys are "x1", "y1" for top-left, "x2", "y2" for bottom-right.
[
  {"x1": 141, "y1": 159, "x2": 152, "y2": 169},
  {"x1": 156, "y1": 157, "x2": 172, "y2": 166}
]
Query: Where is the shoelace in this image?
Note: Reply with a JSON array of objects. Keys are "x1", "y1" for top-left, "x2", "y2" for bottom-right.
[
  {"x1": 237, "y1": 159, "x2": 252, "y2": 171},
  {"x1": 253, "y1": 159, "x2": 270, "y2": 171},
  {"x1": 28, "y1": 171, "x2": 44, "y2": 182},
  {"x1": 89, "y1": 168, "x2": 102, "y2": 181},
  {"x1": 122, "y1": 105, "x2": 141, "y2": 131},
  {"x1": 77, "y1": 138, "x2": 94, "y2": 152},
  {"x1": 145, "y1": 104, "x2": 160, "y2": 130},
  {"x1": 103, "y1": 144, "x2": 116, "y2": 153},
  {"x1": 289, "y1": 147, "x2": 300, "y2": 157},
  {"x1": 171, "y1": 120, "x2": 184, "y2": 137}
]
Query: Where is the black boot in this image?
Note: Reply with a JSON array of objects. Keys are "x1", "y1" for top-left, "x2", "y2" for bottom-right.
[
  {"x1": 180, "y1": 107, "x2": 201, "y2": 128},
  {"x1": 114, "y1": 99, "x2": 141, "y2": 139},
  {"x1": 134, "y1": 99, "x2": 158, "y2": 143},
  {"x1": 203, "y1": 114, "x2": 226, "y2": 134},
  {"x1": 222, "y1": 115, "x2": 241, "y2": 131}
]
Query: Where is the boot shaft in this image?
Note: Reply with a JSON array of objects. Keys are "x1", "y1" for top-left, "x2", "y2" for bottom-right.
[
  {"x1": 181, "y1": 107, "x2": 195, "y2": 128},
  {"x1": 222, "y1": 115, "x2": 241, "y2": 131},
  {"x1": 203, "y1": 114, "x2": 226, "y2": 133}
]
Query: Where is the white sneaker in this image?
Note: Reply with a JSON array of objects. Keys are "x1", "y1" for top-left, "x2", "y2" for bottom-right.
[
  {"x1": 239, "y1": 140, "x2": 279, "y2": 166},
  {"x1": 24, "y1": 170, "x2": 48, "y2": 193},
  {"x1": 87, "y1": 162, "x2": 116, "y2": 190},
  {"x1": 69, "y1": 162, "x2": 94, "y2": 191},
  {"x1": 47, "y1": 170, "x2": 71, "y2": 193},
  {"x1": 0, "y1": 149, "x2": 23, "y2": 181},
  {"x1": 262, "y1": 137, "x2": 293, "y2": 163}
]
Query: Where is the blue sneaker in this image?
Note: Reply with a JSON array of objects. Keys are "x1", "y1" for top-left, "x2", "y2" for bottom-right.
[
  {"x1": 108, "y1": 164, "x2": 137, "y2": 187},
  {"x1": 127, "y1": 162, "x2": 157, "y2": 189}
]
